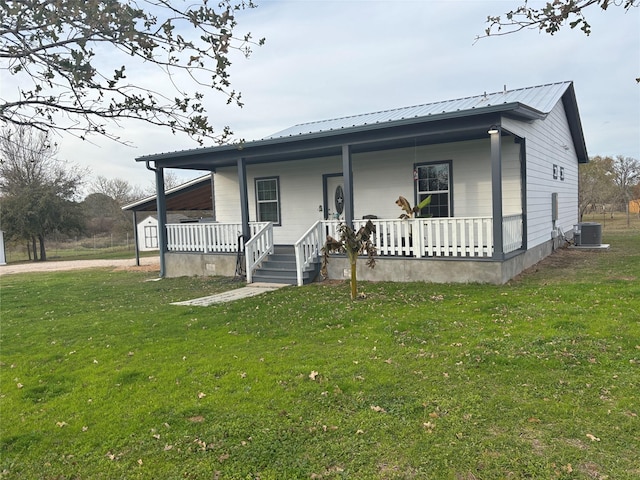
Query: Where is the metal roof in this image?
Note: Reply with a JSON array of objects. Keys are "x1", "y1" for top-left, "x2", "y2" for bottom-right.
[
  {"x1": 136, "y1": 80, "x2": 587, "y2": 166},
  {"x1": 266, "y1": 81, "x2": 572, "y2": 139}
]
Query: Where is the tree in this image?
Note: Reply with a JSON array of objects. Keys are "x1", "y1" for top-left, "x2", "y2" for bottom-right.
[
  {"x1": 82, "y1": 192, "x2": 122, "y2": 235},
  {"x1": 92, "y1": 176, "x2": 141, "y2": 206},
  {"x1": 87, "y1": 175, "x2": 147, "y2": 236},
  {"x1": 0, "y1": 126, "x2": 86, "y2": 260},
  {"x1": 478, "y1": 0, "x2": 639, "y2": 81},
  {"x1": 0, "y1": 0, "x2": 264, "y2": 145},
  {"x1": 321, "y1": 221, "x2": 376, "y2": 301},
  {"x1": 578, "y1": 155, "x2": 615, "y2": 219},
  {"x1": 610, "y1": 155, "x2": 640, "y2": 226},
  {"x1": 142, "y1": 170, "x2": 186, "y2": 196}
]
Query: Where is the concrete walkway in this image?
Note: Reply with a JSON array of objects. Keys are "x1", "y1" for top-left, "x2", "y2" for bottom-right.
[{"x1": 170, "y1": 282, "x2": 287, "y2": 306}]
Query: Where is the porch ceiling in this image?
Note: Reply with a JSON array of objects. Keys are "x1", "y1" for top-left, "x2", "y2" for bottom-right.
[
  {"x1": 138, "y1": 113, "x2": 501, "y2": 171},
  {"x1": 123, "y1": 177, "x2": 213, "y2": 212}
]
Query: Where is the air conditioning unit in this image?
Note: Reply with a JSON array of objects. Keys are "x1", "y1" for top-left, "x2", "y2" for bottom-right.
[{"x1": 574, "y1": 222, "x2": 602, "y2": 246}]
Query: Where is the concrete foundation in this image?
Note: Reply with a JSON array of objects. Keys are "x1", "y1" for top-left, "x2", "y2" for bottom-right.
[
  {"x1": 323, "y1": 239, "x2": 555, "y2": 285},
  {"x1": 165, "y1": 252, "x2": 238, "y2": 278},
  {"x1": 164, "y1": 239, "x2": 555, "y2": 284}
]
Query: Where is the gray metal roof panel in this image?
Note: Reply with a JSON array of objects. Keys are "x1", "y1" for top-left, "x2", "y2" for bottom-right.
[{"x1": 266, "y1": 81, "x2": 572, "y2": 139}]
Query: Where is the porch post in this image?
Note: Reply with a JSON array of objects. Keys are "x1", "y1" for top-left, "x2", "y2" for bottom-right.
[
  {"x1": 154, "y1": 166, "x2": 168, "y2": 277},
  {"x1": 342, "y1": 145, "x2": 354, "y2": 227},
  {"x1": 237, "y1": 157, "x2": 251, "y2": 242},
  {"x1": 132, "y1": 210, "x2": 140, "y2": 266},
  {"x1": 490, "y1": 127, "x2": 504, "y2": 259}
]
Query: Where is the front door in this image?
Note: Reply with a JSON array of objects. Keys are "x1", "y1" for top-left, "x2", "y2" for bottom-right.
[{"x1": 323, "y1": 174, "x2": 344, "y2": 221}]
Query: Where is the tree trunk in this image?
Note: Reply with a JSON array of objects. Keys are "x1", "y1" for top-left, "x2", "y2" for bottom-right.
[
  {"x1": 350, "y1": 258, "x2": 357, "y2": 301},
  {"x1": 39, "y1": 234, "x2": 47, "y2": 261},
  {"x1": 626, "y1": 202, "x2": 631, "y2": 227},
  {"x1": 31, "y1": 236, "x2": 38, "y2": 261}
]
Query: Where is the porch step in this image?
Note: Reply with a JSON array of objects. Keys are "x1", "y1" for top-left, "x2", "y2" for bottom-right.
[{"x1": 251, "y1": 245, "x2": 320, "y2": 285}]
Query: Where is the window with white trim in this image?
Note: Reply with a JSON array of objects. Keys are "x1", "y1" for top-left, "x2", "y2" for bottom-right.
[
  {"x1": 255, "y1": 177, "x2": 280, "y2": 225},
  {"x1": 415, "y1": 161, "x2": 452, "y2": 217}
]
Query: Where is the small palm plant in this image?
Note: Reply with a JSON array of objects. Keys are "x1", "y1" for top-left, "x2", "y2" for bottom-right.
[
  {"x1": 321, "y1": 220, "x2": 376, "y2": 300},
  {"x1": 395, "y1": 195, "x2": 432, "y2": 218}
]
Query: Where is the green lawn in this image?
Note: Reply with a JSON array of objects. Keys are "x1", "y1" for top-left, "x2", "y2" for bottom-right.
[
  {"x1": 4, "y1": 244, "x2": 157, "y2": 264},
  {"x1": 1, "y1": 230, "x2": 638, "y2": 479}
]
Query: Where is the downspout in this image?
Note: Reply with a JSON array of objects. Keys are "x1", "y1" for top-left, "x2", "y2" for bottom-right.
[
  {"x1": 237, "y1": 157, "x2": 251, "y2": 242},
  {"x1": 146, "y1": 161, "x2": 167, "y2": 277}
]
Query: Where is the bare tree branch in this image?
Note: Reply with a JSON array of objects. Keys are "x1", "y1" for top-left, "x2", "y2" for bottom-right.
[{"x1": 0, "y1": 0, "x2": 265, "y2": 145}]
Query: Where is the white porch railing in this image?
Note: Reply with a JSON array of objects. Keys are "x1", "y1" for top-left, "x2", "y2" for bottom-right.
[
  {"x1": 244, "y1": 222, "x2": 274, "y2": 283},
  {"x1": 503, "y1": 214, "x2": 524, "y2": 254},
  {"x1": 166, "y1": 222, "x2": 268, "y2": 253},
  {"x1": 353, "y1": 217, "x2": 496, "y2": 258},
  {"x1": 294, "y1": 221, "x2": 325, "y2": 287}
]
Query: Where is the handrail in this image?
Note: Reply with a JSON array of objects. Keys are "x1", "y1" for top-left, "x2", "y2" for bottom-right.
[
  {"x1": 294, "y1": 220, "x2": 324, "y2": 287},
  {"x1": 244, "y1": 222, "x2": 274, "y2": 283}
]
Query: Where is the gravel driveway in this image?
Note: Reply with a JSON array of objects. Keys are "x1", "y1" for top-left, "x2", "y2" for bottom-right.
[{"x1": 0, "y1": 256, "x2": 160, "y2": 276}]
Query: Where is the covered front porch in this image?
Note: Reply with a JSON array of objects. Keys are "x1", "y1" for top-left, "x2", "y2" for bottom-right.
[{"x1": 164, "y1": 213, "x2": 524, "y2": 285}]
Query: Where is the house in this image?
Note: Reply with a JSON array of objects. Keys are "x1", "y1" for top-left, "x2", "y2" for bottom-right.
[{"x1": 136, "y1": 81, "x2": 588, "y2": 285}]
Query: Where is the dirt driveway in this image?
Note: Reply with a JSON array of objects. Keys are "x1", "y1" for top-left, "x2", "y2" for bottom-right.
[{"x1": 0, "y1": 256, "x2": 160, "y2": 276}]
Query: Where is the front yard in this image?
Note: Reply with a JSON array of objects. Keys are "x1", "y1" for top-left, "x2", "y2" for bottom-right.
[{"x1": 1, "y1": 228, "x2": 638, "y2": 479}]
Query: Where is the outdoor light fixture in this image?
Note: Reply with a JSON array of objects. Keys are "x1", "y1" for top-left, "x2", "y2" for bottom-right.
[{"x1": 487, "y1": 125, "x2": 499, "y2": 135}]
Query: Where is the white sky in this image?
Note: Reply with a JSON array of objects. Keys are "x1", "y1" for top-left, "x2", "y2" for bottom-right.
[{"x1": 4, "y1": 1, "x2": 640, "y2": 193}]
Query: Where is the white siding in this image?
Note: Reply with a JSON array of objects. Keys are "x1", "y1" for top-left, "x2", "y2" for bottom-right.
[
  {"x1": 215, "y1": 157, "x2": 341, "y2": 244},
  {"x1": 214, "y1": 170, "x2": 242, "y2": 223},
  {"x1": 213, "y1": 138, "x2": 522, "y2": 245},
  {"x1": 502, "y1": 100, "x2": 580, "y2": 249},
  {"x1": 352, "y1": 138, "x2": 520, "y2": 219}
]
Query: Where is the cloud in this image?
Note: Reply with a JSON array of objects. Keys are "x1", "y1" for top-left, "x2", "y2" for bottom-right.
[{"x1": 3, "y1": 1, "x2": 639, "y2": 192}]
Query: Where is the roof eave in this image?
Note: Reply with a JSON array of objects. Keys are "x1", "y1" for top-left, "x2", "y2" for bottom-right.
[
  {"x1": 136, "y1": 102, "x2": 542, "y2": 165},
  {"x1": 561, "y1": 83, "x2": 589, "y2": 163}
]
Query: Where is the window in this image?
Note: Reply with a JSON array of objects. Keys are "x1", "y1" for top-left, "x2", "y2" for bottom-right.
[
  {"x1": 255, "y1": 177, "x2": 280, "y2": 225},
  {"x1": 415, "y1": 161, "x2": 452, "y2": 217}
]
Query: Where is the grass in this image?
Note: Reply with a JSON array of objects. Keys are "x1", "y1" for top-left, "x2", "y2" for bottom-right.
[{"x1": 1, "y1": 228, "x2": 639, "y2": 479}]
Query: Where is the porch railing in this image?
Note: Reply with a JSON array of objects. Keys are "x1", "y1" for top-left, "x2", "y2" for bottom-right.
[
  {"x1": 503, "y1": 214, "x2": 524, "y2": 254},
  {"x1": 166, "y1": 222, "x2": 268, "y2": 253},
  {"x1": 353, "y1": 217, "x2": 496, "y2": 258},
  {"x1": 244, "y1": 222, "x2": 274, "y2": 283},
  {"x1": 165, "y1": 215, "x2": 523, "y2": 282},
  {"x1": 294, "y1": 221, "x2": 325, "y2": 287}
]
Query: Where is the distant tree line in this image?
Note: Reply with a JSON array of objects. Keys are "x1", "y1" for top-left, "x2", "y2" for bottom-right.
[
  {"x1": 0, "y1": 126, "x2": 186, "y2": 261},
  {"x1": 579, "y1": 155, "x2": 640, "y2": 225}
]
